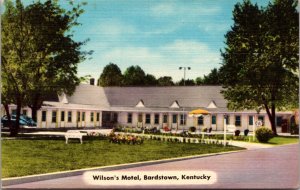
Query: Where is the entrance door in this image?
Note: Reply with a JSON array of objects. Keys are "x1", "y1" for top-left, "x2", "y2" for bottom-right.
[
  {"x1": 281, "y1": 119, "x2": 288, "y2": 133},
  {"x1": 76, "y1": 111, "x2": 81, "y2": 128},
  {"x1": 137, "y1": 114, "x2": 143, "y2": 128}
]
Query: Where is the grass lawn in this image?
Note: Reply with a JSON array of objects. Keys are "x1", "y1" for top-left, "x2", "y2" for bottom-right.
[
  {"x1": 212, "y1": 134, "x2": 299, "y2": 145},
  {"x1": 267, "y1": 136, "x2": 299, "y2": 145},
  {"x1": 231, "y1": 136, "x2": 299, "y2": 145},
  {"x1": 2, "y1": 136, "x2": 243, "y2": 178}
]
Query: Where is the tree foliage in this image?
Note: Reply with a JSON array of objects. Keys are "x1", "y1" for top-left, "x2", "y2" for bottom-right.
[
  {"x1": 144, "y1": 74, "x2": 158, "y2": 86},
  {"x1": 1, "y1": 0, "x2": 88, "y2": 135},
  {"x1": 122, "y1": 65, "x2": 146, "y2": 86},
  {"x1": 157, "y1": 76, "x2": 174, "y2": 86},
  {"x1": 98, "y1": 63, "x2": 123, "y2": 86},
  {"x1": 176, "y1": 79, "x2": 195, "y2": 86},
  {"x1": 219, "y1": 0, "x2": 299, "y2": 134},
  {"x1": 196, "y1": 68, "x2": 221, "y2": 85}
]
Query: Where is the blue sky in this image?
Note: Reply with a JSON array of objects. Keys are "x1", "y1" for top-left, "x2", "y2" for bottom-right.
[{"x1": 34, "y1": 0, "x2": 270, "y2": 81}]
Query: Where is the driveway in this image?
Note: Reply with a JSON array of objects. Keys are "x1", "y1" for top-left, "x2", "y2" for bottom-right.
[{"x1": 3, "y1": 144, "x2": 299, "y2": 189}]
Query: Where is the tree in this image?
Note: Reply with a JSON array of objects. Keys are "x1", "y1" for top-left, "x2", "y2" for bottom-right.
[
  {"x1": 1, "y1": 0, "x2": 88, "y2": 135},
  {"x1": 144, "y1": 74, "x2": 158, "y2": 86},
  {"x1": 195, "y1": 77, "x2": 204, "y2": 85},
  {"x1": 122, "y1": 65, "x2": 146, "y2": 86},
  {"x1": 176, "y1": 79, "x2": 195, "y2": 86},
  {"x1": 157, "y1": 76, "x2": 174, "y2": 86},
  {"x1": 98, "y1": 63, "x2": 123, "y2": 86},
  {"x1": 219, "y1": 0, "x2": 299, "y2": 135},
  {"x1": 195, "y1": 68, "x2": 221, "y2": 85},
  {"x1": 203, "y1": 68, "x2": 221, "y2": 85}
]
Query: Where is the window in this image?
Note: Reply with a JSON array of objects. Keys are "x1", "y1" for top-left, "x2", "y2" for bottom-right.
[
  {"x1": 96, "y1": 113, "x2": 100, "y2": 121},
  {"x1": 52, "y1": 111, "x2": 57, "y2": 123},
  {"x1": 235, "y1": 115, "x2": 241, "y2": 126},
  {"x1": 249, "y1": 116, "x2": 253, "y2": 125},
  {"x1": 172, "y1": 114, "x2": 177, "y2": 124},
  {"x1": 82, "y1": 112, "x2": 85, "y2": 121},
  {"x1": 163, "y1": 115, "x2": 168, "y2": 123},
  {"x1": 180, "y1": 114, "x2": 186, "y2": 125},
  {"x1": 198, "y1": 116, "x2": 204, "y2": 125},
  {"x1": 113, "y1": 113, "x2": 118, "y2": 122},
  {"x1": 91, "y1": 112, "x2": 94, "y2": 122},
  {"x1": 138, "y1": 114, "x2": 143, "y2": 122},
  {"x1": 68, "y1": 111, "x2": 72, "y2": 122},
  {"x1": 77, "y1": 112, "x2": 80, "y2": 122},
  {"x1": 145, "y1": 114, "x2": 151, "y2": 124},
  {"x1": 225, "y1": 116, "x2": 230, "y2": 125},
  {"x1": 276, "y1": 116, "x2": 283, "y2": 126},
  {"x1": 212, "y1": 115, "x2": 216, "y2": 125},
  {"x1": 61, "y1": 111, "x2": 65, "y2": 122},
  {"x1": 42, "y1": 111, "x2": 47, "y2": 122},
  {"x1": 154, "y1": 114, "x2": 159, "y2": 124},
  {"x1": 127, "y1": 113, "x2": 132, "y2": 123},
  {"x1": 258, "y1": 116, "x2": 264, "y2": 125},
  {"x1": 22, "y1": 110, "x2": 27, "y2": 116}
]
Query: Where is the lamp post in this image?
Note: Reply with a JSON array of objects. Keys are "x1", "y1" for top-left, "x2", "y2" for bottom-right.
[
  {"x1": 224, "y1": 115, "x2": 228, "y2": 146},
  {"x1": 254, "y1": 106, "x2": 262, "y2": 141},
  {"x1": 179, "y1": 67, "x2": 191, "y2": 86}
]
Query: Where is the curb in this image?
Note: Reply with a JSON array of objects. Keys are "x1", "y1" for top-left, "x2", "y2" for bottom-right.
[{"x1": 2, "y1": 149, "x2": 245, "y2": 186}]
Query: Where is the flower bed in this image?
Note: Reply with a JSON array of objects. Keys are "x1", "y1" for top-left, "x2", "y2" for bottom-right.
[
  {"x1": 115, "y1": 132, "x2": 230, "y2": 146},
  {"x1": 108, "y1": 132, "x2": 144, "y2": 145}
]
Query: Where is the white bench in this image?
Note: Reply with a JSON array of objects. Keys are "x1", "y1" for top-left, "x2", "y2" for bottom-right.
[
  {"x1": 227, "y1": 125, "x2": 236, "y2": 133},
  {"x1": 65, "y1": 130, "x2": 84, "y2": 144}
]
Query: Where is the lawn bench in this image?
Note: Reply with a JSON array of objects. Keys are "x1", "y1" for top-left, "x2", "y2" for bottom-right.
[
  {"x1": 65, "y1": 130, "x2": 84, "y2": 144},
  {"x1": 227, "y1": 125, "x2": 236, "y2": 133}
]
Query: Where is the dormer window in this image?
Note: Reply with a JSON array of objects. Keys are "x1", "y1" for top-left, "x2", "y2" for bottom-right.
[
  {"x1": 135, "y1": 99, "x2": 145, "y2": 108},
  {"x1": 207, "y1": 101, "x2": 217, "y2": 109},
  {"x1": 59, "y1": 93, "x2": 68, "y2": 104},
  {"x1": 170, "y1": 100, "x2": 180, "y2": 108}
]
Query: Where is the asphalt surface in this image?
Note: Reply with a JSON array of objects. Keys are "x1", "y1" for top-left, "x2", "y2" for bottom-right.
[{"x1": 3, "y1": 143, "x2": 299, "y2": 189}]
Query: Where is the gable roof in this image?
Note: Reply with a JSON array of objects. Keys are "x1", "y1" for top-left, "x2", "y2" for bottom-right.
[
  {"x1": 65, "y1": 84, "x2": 110, "y2": 108},
  {"x1": 61, "y1": 84, "x2": 227, "y2": 111}
]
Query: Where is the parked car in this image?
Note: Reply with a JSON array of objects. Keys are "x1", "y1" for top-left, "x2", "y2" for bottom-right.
[{"x1": 1, "y1": 114, "x2": 37, "y2": 128}]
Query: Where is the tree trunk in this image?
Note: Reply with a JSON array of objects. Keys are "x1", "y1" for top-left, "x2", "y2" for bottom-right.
[
  {"x1": 31, "y1": 107, "x2": 38, "y2": 122},
  {"x1": 264, "y1": 103, "x2": 277, "y2": 136},
  {"x1": 271, "y1": 103, "x2": 277, "y2": 135},
  {"x1": 4, "y1": 104, "x2": 13, "y2": 131},
  {"x1": 10, "y1": 98, "x2": 22, "y2": 137},
  {"x1": 29, "y1": 93, "x2": 42, "y2": 122}
]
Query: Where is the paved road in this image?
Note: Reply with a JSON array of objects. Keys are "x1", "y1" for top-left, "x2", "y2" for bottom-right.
[{"x1": 4, "y1": 144, "x2": 299, "y2": 189}]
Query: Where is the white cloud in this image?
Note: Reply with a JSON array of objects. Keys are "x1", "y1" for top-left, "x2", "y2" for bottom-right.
[
  {"x1": 87, "y1": 19, "x2": 137, "y2": 36},
  {"x1": 150, "y1": 3, "x2": 176, "y2": 17},
  {"x1": 151, "y1": 2, "x2": 221, "y2": 17},
  {"x1": 82, "y1": 40, "x2": 221, "y2": 81},
  {"x1": 199, "y1": 23, "x2": 230, "y2": 33}
]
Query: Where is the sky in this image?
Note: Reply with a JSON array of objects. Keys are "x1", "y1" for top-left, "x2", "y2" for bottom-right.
[{"x1": 29, "y1": 0, "x2": 270, "y2": 81}]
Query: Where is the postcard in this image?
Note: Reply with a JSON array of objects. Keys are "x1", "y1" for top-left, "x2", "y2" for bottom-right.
[{"x1": 1, "y1": 0, "x2": 299, "y2": 189}]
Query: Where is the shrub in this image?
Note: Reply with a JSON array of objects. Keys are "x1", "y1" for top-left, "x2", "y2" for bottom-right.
[
  {"x1": 201, "y1": 127, "x2": 208, "y2": 132},
  {"x1": 234, "y1": 130, "x2": 240, "y2": 136},
  {"x1": 290, "y1": 123, "x2": 299, "y2": 134},
  {"x1": 189, "y1": 126, "x2": 196, "y2": 132},
  {"x1": 255, "y1": 127, "x2": 274, "y2": 143},
  {"x1": 244, "y1": 129, "x2": 249, "y2": 136}
]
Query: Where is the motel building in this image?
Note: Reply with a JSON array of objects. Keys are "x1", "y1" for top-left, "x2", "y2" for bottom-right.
[{"x1": 1, "y1": 83, "x2": 294, "y2": 133}]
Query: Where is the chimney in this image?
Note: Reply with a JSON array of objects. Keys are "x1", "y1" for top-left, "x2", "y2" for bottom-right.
[{"x1": 90, "y1": 78, "x2": 95, "y2": 86}]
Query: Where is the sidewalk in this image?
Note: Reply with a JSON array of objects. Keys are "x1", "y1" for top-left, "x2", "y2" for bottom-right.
[{"x1": 230, "y1": 140, "x2": 274, "y2": 150}]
